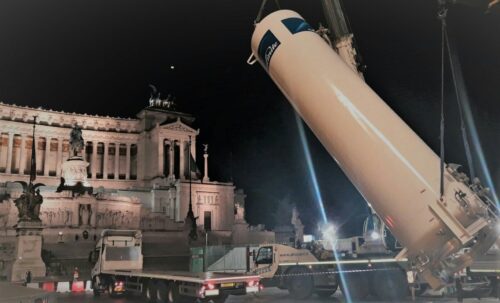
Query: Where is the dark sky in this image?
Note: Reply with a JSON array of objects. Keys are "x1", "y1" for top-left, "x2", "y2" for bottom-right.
[{"x1": 0, "y1": 0, "x2": 498, "y2": 235}]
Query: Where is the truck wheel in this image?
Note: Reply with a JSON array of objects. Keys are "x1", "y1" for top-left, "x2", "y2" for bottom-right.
[
  {"x1": 315, "y1": 286, "x2": 338, "y2": 298},
  {"x1": 92, "y1": 278, "x2": 101, "y2": 297},
  {"x1": 165, "y1": 282, "x2": 186, "y2": 303},
  {"x1": 371, "y1": 269, "x2": 408, "y2": 300},
  {"x1": 286, "y1": 266, "x2": 314, "y2": 300},
  {"x1": 145, "y1": 280, "x2": 157, "y2": 303},
  {"x1": 156, "y1": 281, "x2": 169, "y2": 303},
  {"x1": 491, "y1": 276, "x2": 500, "y2": 299},
  {"x1": 108, "y1": 283, "x2": 116, "y2": 298},
  {"x1": 340, "y1": 274, "x2": 370, "y2": 301}
]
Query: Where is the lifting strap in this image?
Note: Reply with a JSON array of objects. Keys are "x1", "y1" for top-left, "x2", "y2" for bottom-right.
[{"x1": 438, "y1": 5, "x2": 477, "y2": 196}]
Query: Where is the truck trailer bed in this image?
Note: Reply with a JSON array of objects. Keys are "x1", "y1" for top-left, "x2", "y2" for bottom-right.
[{"x1": 102, "y1": 269, "x2": 260, "y2": 284}]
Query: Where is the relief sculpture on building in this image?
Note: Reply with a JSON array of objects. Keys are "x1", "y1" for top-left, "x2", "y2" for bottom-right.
[{"x1": 79, "y1": 204, "x2": 91, "y2": 226}]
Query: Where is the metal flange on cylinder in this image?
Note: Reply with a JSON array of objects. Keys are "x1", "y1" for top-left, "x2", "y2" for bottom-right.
[{"x1": 249, "y1": 10, "x2": 499, "y2": 289}]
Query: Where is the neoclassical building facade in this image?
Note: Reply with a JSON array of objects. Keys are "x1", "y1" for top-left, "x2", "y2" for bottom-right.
[{"x1": 0, "y1": 99, "x2": 241, "y2": 232}]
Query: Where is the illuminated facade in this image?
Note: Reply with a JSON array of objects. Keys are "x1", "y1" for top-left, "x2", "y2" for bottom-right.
[{"x1": 0, "y1": 100, "x2": 241, "y2": 232}]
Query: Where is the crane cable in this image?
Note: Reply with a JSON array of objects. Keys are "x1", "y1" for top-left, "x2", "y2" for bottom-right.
[
  {"x1": 444, "y1": 18, "x2": 477, "y2": 182},
  {"x1": 438, "y1": 7, "x2": 447, "y2": 198},
  {"x1": 438, "y1": 4, "x2": 477, "y2": 198},
  {"x1": 254, "y1": 0, "x2": 281, "y2": 24}
]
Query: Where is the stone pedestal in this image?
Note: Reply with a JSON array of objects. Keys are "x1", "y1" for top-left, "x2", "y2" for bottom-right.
[
  {"x1": 61, "y1": 156, "x2": 90, "y2": 187},
  {"x1": 10, "y1": 221, "x2": 46, "y2": 282}
]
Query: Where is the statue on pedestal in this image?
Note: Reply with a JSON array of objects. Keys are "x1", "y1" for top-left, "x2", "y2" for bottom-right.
[
  {"x1": 10, "y1": 116, "x2": 46, "y2": 281},
  {"x1": 13, "y1": 182, "x2": 44, "y2": 222},
  {"x1": 234, "y1": 203, "x2": 246, "y2": 223},
  {"x1": 69, "y1": 125, "x2": 84, "y2": 157},
  {"x1": 57, "y1": 125, "x2": 93, "y2": 196}
]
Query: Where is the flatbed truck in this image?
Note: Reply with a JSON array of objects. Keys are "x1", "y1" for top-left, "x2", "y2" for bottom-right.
[{"x1": 89, "y1": 230, "x2": 260, "y2": 303}]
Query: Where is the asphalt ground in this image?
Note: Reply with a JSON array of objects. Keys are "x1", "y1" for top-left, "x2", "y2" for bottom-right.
[{"x1": 54, "y1": 287, "x2": 499, "y2": 303}]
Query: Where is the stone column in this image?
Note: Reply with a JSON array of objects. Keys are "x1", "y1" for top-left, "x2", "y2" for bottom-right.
[
  {"x1": 6, "y1": 132, "x2": 14, "y2": 174},
  {"x1": 114, "y1": 143, "x2": 120, "y2": 179},
  {"x1": 44, "y1": 137, "x2": 51, "y2": 176},
  {"x1": 179, "y1": 140, "x2": 185, "y2": 180},
  {"x1": 19, "y1": 135, "x2": 26, "y2": 174},
  {"x1": 33, "y1": 137, "x2": 39, "y2": 175},
  {"x1": 91, "y1": 141, "x2": 98, "y2": 178},
  {"x1": 136, "y1": 135, "x2": 144, "y2": 181},
  {"x1": 56, "y1": 138, "x2": 63, "y2": 177},
  {"x1": 191, "y1": 138, "x2": 196, "y2": 160},
  {"x1": 125, "y1": 143, "x2": 131, "y2": 180},
  {"x1": 168, "y1": 141, "x2": 174, "y2": 180},
  {"x1": 103, "y1": 142, "x2": 109, "y2": 179},
  {"x1": 203, "y1": 150, "x2": 209, "y2": 183},
  {"x1": 158, "y1": 138, "x2": 164, "y2": 177}
]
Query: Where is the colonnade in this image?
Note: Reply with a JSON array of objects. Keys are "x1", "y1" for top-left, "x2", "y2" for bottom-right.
[
  {"x1": 158, "y1": 139, "x2": 191, "y2": 180},
  {"x1": 0, "y1": 132, "x2": 137, "y2": 180}
]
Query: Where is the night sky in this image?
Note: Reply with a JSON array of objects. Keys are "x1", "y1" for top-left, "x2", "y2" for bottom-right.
[{"x1": 0, "y1": 0, "x2": 498, "y2": 235}]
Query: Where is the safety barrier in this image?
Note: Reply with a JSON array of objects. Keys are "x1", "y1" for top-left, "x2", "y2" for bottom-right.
[{"x1": 25, "y1": 280, "x2": 92, "y2": 293}]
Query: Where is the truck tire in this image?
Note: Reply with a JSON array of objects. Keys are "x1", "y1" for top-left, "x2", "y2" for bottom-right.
[
  {"x1": 156, "y1": 281, "x2": 169, "y2": 303},
  {"x1": 92, "y1": 278, "x2": 101, "y2": 297},
  {"x1": 315, "y1": 284, "x2": 338, "y2": 298},
  {"x1": 166, "y1": 282, "x2": 188, "y2": 303},
  {"x1": 286, "y1": 266, "x2": 314, "y2": 300},
  {"x1": 145, "y1": 280, "x2": 157, "y2": 303},
  {"x1": 315, "y1": 290, "x2": 335, "y2": 298},
  {"x1": 108, "y1": 282, "x2": 117, "y2": 298},
  {"x1": 371, "y1": 269, "x2": 408, "y2": 301},
  {"x1": 340, "y1": 274, "x2": 370, "y2": 301}
]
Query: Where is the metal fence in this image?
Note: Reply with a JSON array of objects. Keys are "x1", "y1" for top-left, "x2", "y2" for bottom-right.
[{"x1": 190, "y1": 245, "x2": 260, "y2": 273}]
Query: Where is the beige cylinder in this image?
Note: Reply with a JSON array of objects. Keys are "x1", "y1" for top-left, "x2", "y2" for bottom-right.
[{"x1": 250, "y1": 10, "x2": 495, "y2": 287}]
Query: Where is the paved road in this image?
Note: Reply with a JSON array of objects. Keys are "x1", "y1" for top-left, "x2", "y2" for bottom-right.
[{"x1": 55, "y1": 288, "x2": 498, "y2": 303}]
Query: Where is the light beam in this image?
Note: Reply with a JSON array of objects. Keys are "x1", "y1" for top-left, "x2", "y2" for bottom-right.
[{"x1": 294, "y1": 112, "x2": 352, "y2": 303}]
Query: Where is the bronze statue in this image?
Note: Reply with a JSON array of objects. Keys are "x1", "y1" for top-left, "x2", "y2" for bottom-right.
[
  {"x1": 69, "y1": 125, "x2": 84, "y2": 157},
  {"x1": 13, "y1": 116, "x2": 44, "y2": 222},
  {"x1": 14, "y1": 182, "x2": 44, "y2": 221}
]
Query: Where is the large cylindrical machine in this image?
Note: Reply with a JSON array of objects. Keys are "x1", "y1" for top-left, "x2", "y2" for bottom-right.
[{"x1": 249, "y1": 10, "x2": 499, "y2": 288}]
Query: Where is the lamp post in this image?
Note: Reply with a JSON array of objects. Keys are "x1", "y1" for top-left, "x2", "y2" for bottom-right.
[{"x1": 185, "y1": 135, "x2": 197, "y2": 242}]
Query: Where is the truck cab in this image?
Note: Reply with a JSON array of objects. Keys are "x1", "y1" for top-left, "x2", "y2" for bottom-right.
[{"x1": 90, "y1": 230, "x2": 143, "y2": 295}]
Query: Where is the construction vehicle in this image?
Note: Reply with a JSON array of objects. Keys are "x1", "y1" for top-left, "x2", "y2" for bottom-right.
[
  {"x1": 247, "y1": 212, "x2": 410, "y2": 300},
  {"x1": 89, "y1": 230, "x2": 261, "y2": 303},
  {"x1": 248, "y1": 8, "x2": 499, "y2": 300},
  {"x1": 203, "y1": 211, "x2": 409, "y2": 300}
]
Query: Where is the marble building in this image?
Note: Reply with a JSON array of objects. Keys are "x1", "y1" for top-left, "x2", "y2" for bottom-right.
[{"x1": 0, "y1": 97, "x2": 243, "y2": 233}]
